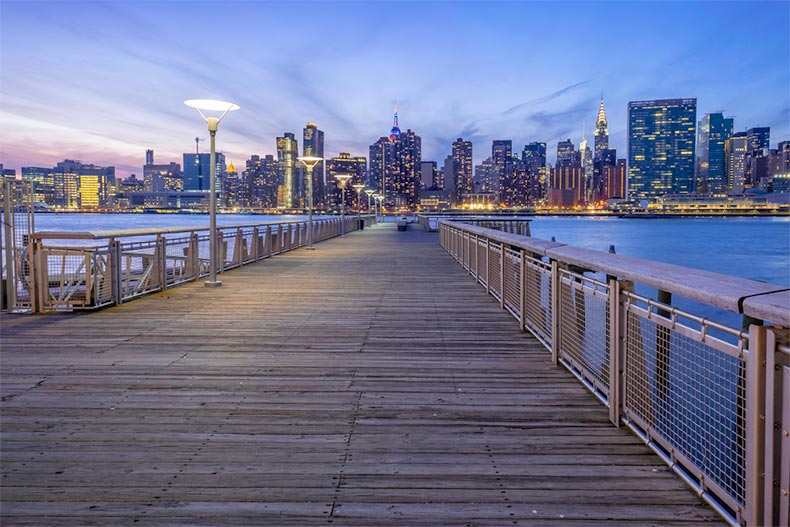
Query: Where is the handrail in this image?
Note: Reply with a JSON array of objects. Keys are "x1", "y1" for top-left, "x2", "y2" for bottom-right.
[
  {"x1": 18, "y1": 215, "x2": 373, "y2": 313},
  {"x1": 438, "y1": 219, "x2": 789, "y2": 326},
  {"x1": 439, "y1": 219, "x2": 790, "y2": 527},
  {"x1": 31, "y1": 218, "x2": 317, "y2": 241}
]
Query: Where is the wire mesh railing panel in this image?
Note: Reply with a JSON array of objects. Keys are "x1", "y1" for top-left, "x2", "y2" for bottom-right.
[
  {"x1": 3, "y1": 180, "x2": 35, "y2": 311},
  {"x1": 163, "y1": 235, "x2": 193, "y2": 287},
  {"x1": 524, "y1": 254, "x2": 552, "y2": 349},
  {"x1": 558, "y1": 270, "x2": 611, "y2": 400},
  {"x1": 503, "y1": 247, "x2": 521, "y2": 321},
  {"x1": 92, "y1": 250, "x2": 113, "y2": 306},
  {"x1": 119, "y1": 241, "x2": 159, "y2": 301},
  {"x1": 488, "y1": 242, "x2": 502, "y2": 301},
  {"x1": 477, "y1": 238, "x2": 488, "y2": 287},
  {"x1": 40, "y1": 248, "x2": 93, "y2": 310},
  {"x1": 196, "y1": 232, "x2": 211, "y2": 277},
  {"x1": 623, "y1": 292, "x2": 747, "y2": 515}
]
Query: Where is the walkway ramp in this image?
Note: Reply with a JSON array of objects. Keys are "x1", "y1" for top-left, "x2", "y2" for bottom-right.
[{"x1": 0, "y1": 224, "x2": 723, "y2": 526}]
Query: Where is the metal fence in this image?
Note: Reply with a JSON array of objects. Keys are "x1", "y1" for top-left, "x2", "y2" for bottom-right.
[
  {"x1": 11, "y1": 215, "x2": 368, "y2": 313},
  {"x1": 439, "y1": 219, "x2": 790, "y2": 527},
  {"x1": 1, "y1": 179, "x2": 35, "y2": 312}
]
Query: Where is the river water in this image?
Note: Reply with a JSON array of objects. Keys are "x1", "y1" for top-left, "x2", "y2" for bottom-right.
[{"x1": 28, "y1": 213, "x2": 790, "y2": 286}]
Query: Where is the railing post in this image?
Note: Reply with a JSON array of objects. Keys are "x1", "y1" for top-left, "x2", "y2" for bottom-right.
[
  {"x1": 550, "y1": 259, "x2": 559, "y2": 365},
  {"x1": 500, "y1": 243, "x2": 506, "y2": 309},
  {"x1": 156, "y1": 234, "x2": 166, "y2": 291},
  {"x1": 266, "y1": 226, "x2": 273, "y2": 256},
  {"x1": 746, "y1": 324, "x2": 768, "y2": 527},
  {"x1": 33, "y1": 239, "x2": 45, "y2": 313},
  {"x1": 608, "y1": 278, "x2": 621, "y2": 426},
  {"x1": 109, "y1": 238, "x2": 122, "y2": 306},
  {"x1": 217, "y1": 230, "x2": 226, "y2": 274},
  {"x1": 186, "y1": 232, "x2": 198, "y2": 279},
  {"x1": 252, "y1": 227, "x2": 260, "y2": 261},
  {"x1": 486, "y1": 238, "x2": 491, "y2": 295},
  {"x1": 519, "y1": 249, "x2": 526, "y2": 332}
]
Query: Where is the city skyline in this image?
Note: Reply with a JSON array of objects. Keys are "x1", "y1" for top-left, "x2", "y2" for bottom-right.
[{"x1": 1, "y1": 1, "x2": 788, "y2": 178}]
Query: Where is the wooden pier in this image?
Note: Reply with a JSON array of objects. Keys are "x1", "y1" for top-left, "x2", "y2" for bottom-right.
[{"x1": 0, "y1": 223, "x2": 724, "y2": 526}]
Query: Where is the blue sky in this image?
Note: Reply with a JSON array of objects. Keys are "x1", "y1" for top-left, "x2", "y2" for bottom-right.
[{"x1": 1, "y1": 0, "x2": 788, "y2": 178}]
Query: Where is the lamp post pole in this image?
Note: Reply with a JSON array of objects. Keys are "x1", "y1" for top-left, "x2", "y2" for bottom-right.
[
  {"x1": 298, "y1": 156, "x2": 323, "y2": 250},
  {"x1": 352, "y1": 183, "x2": 365, "y2": 229},
  {"x1": 334, "y1": 174, "x2": 352, "y2": 237},
  {"x1": 184, "y1": 99, "x2": 239, "y2": 287},
  {"x1": 365, "y1": 189, "x2": 375, "y2": 223}
]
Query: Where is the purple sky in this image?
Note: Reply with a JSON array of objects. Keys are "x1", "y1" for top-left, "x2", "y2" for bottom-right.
[{"x1": 1, "y1": 1, "x2": 788, "y2": 178}]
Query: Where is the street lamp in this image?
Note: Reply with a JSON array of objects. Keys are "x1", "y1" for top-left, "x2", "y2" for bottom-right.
[
  {"x1": 184, "y1": 98, "x2": 239, "y2": 287},
  {"x1": 334, "y1": 174, "x2": 352, "y2": 237},
  {"x1": 364, "y1": 189, "x2": 375, "y2": 222},
  {"x1": 352, "y1": 183, "x2": 365, "y2": 228},
  {"x1": 297, "y1": 155, "x2": 323, "y2": 250}
]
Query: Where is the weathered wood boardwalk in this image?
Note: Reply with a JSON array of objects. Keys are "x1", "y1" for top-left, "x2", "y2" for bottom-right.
[{"x1": 0, "y1": 224, "x2": 724, "y2": 526}]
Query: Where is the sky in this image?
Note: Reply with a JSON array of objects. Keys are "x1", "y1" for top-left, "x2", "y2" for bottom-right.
[{"x1": 0, "y1": 0, "x2": 788, "y2": 179}]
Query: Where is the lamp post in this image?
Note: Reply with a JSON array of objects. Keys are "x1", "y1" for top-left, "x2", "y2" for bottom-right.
[
  {"x1": 297, "y1": 155, "x2": 323, "y2": 250},
  {"x1": 352, "y1": 183, "x2": 365, "y2": 229},
  {"x1": 184, "y1": 98, "x2": 239, "y2": 287},
  {"x1": 334, "y1": 174, "x2": 352, "y2": 237},
  {"x1": 364, "y1": 189, "x2": 375, "y2": 223}
]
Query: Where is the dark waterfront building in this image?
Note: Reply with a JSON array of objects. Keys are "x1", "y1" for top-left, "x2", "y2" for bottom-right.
[
  {"x1": 327, "y1": 153, "x2": 366, "y2": 210},
  {"x1": 143, "y1": 150, "x2": 181, "y2": 193},
  {"x1": 746, "y1": 127, "x2": 770, "y2": 153},
  {"x1": 556, "y1": 139, "x2": 577, "y2": 168},
  {"x1": 183, "y1": 153, "x2": 225, "y2": 193},
  {"x1": 20, "y1": 167, "x2": 55, "y2": 205},
  {"x1": 548, "y1": 166, "x2": 585, "y2": 207},
  {"x1": 627, "y1": 98, "x2": 697, "y2": 200},
  {"x1": 602, "y1": 159, "x2": 628, "y2": 201},
  {"x1": 276, "y1": 132, "x2": 298, "y2": 208},
  {"x1": 696, "y1": 112, "x2": 734, "y2": 195},
  {"x1": 492, "y1": 139, "x2": 513, "y2": 202},
  {"x1": 303, "y1": 123, "x2": 325, "y2": 209},
  {"x1": 244, "y1": 154, "x2": 279, "y2": 209},
  {"x1": 396, "y1": 129, "x2": 422, "y2": 209},
  {"x1": 452, "y1": 138, "x2": 473, "y2": 204},
  {"x1": 420, "y1": 161, "x2": 437, "y2": 189}
]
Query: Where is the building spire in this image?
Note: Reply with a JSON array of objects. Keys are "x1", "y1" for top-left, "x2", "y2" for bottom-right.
[
  {"x1": 389, "y1": 103, "x2": 401, "y2": 143},
  {"x1": 596, "y1": 96, "x2": 607, "y2": 129}
]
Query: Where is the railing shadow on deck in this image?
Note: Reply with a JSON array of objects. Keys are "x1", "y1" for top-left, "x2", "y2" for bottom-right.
[{"x1": 438, "y1": 219, "x2": 789, "y2": 527}]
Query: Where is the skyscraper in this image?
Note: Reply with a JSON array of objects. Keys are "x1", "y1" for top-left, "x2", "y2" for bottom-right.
[
  {"x1": 724, "y1": 132, "x2": 749, "y2": 194},
  {"x1": 523, "y1": 142, "x2": 547, "y2": 204},
  {"x1": 556, "y1": 139, "x2": 576, "y2": 168},
  {"x1": 369, "y1": 108, "x2": 421, "y2": 210},
  {"x1": 303, "y1": 123, "x2": 325, "y2": 209},
  {"x1": 492, "y1": 140, "x2": 512, "y2": 202},
  {"x1": 276, "y1": 132, "x2": 298, "y2": 208},
  {"x1": 696, "y1": 112, "x2": 734, "y2": 194},
  {"x1": 452, "y1": 138, "x2": 473, "y2": 204},
  {"x1": 420, "y1": 161, "x2": 437, "y2": 189},
  {"x1": 144, "y1": 150, "x2": 181, "y2": 193},
  {"x1": 327, "y1": 153, "x2": 366, "y2": 209},
  {"x1": 746, "y1": 127, "x2": 770, "y2": 153},
  {"x1": 183, "y1": 153, "x2": 224, "y2": 193},
  {"x1": 628, "y1": 98, "x2": 697, "y2": 200},
  {"x1": 594, "y1": 97, "x2": 609, "y2": 161}
]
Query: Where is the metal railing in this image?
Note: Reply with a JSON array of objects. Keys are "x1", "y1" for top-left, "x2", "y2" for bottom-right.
[
  {"x1": 439, "y1": 220, "x2": 790, "y2": 527},
  {"x1": 15, "y1": 215, "x2": 369, "y2": 313}
]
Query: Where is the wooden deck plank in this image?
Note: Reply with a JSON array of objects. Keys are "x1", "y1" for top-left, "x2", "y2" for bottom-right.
[{"x1": 0, "y1": 223, "x2": 724, "y2": 526}]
